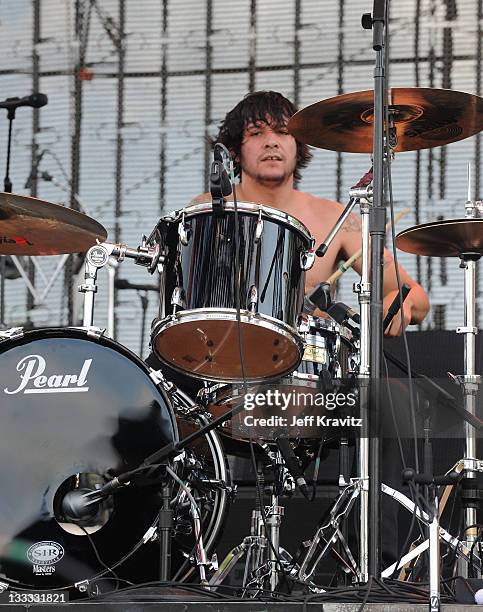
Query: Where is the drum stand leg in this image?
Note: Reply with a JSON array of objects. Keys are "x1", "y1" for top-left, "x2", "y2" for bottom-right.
[
  {"x1": 428, "y1": 490, "x2": 441, "y2": 612},
  {"x1": 209, "y1": 457, "x2": 289, "y2": 594},
  {"x1": 296, "y1": 479, "x2": 361, "y2": 583},
  {"x1": 266, "y1": 494, "x2": 284, "y2": 592},
  {"x1": 381, "y1": 482, "x2": 482, "y2": 578},
  {"x1": 158, "y1": 478, "x2": 173, "y2": 581},
  {"x1": 208, "y1": 506, "x2": 269, "y2": 591},
  {"x1": 454, "y1": 254, "x2": 482, "y2": 577}
]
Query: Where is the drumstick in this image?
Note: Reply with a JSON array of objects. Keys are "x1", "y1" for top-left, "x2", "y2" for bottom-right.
[{"x1": 326, "y1": 208, "x2": 410, "y2": 284}]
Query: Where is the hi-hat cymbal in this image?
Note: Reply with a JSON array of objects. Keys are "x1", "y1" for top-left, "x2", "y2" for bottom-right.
[
  {"x1": 288, "y1": 88, "x2": 483, "y2": 153},
  {"x1": 0, "y1": 192, "x2": 107, "y2": 256},
  {"x1": 395, "y1": 218, "x2": 483, "y2": 257}
]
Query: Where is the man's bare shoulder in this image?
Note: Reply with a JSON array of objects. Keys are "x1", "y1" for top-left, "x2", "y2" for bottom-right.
[
  {"x1": 189, "y1": 192, "x2": 211, "y2": 205},
  {"x1": 296, "y1": 191, "x2": 345, "y2": 217}
]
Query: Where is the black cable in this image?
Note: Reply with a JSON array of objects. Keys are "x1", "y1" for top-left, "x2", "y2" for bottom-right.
[
  {"x1": 80, "y1": 525, "x2": 120, "y2": 583},
  {"x1": 0, "y1": 516, "x2": 155, "y2": 593},
  {"x1": 357, "y1": 575, "x2": 373, "y2": 612},
  {"x1": 169, "y1": 463, "x2": 214, "y2": 582},
  {"x1": 384, "y1": 67, "x2": 419, "y2": 476},
  {"x1": 383, "y1": 354, "x2": 407, "y2": 469}
]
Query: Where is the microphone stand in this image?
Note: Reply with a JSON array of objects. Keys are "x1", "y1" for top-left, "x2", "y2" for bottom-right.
[
  {"x1": 0, "y1": 106, "x2": 17, "y2": 326},
  {"x1": 362, "y1": 0, "x2": 388, "y2": 578},
  {"x1": 138, "y1": 290, "x2": 149, "y2": 356}
]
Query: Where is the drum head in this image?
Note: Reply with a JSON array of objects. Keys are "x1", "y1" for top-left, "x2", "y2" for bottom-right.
[
  {"x1": 0, "y1": 328, "x2": 177, "y2": 591},
  {"x1": 153, "y1": 311, "x2": 303, "y2": 383}
]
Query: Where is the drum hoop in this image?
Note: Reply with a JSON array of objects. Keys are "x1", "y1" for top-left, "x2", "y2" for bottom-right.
[
  {"x1": 304, "y1": 315, "x2": 354, "y2": 343},
  {"x1": 170, "y1": 201, "x2": 313, "y2": 245},
  {"x1": 152, "y1": 308, "x2": 304, "y2": 383}
]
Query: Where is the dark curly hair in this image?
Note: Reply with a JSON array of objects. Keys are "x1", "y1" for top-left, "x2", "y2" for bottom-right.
[{"x1": 215, "y1": 90, "x2": 312, "y2": 182}]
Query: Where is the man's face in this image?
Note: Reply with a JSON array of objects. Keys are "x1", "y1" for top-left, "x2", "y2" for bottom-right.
[{"x1": 239, "y1": 118, "x2": 297, "y2": 185}]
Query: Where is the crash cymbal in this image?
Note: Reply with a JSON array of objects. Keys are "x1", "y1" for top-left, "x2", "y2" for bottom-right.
[
  {"x1": 288, "y1": 88, "x2": 483, "y2": 153},
  {"x1": 0, "y1": 192, "x2": 107, "y2": 255},
  {"x1": 395, "y1": 218, "x2": 483, "y2": 257}
]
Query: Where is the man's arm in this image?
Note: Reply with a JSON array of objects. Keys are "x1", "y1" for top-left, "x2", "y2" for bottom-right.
[{"x1": 340, "y1": 212, "x2": 430, "y2": 336}]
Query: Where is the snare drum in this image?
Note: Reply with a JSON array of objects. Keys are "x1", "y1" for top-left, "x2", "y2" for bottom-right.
[
  {"x1": 151, "y1": 201, "x2": 314, "y2": 383},
  {"x1": 201, "y1": 316, "x2": 358, "y2": 447}
]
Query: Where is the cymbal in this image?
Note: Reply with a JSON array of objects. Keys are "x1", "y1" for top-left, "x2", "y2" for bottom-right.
[
  {"x1": 395, "y1": 218, "x2": 483, "y2": 257},
  {"x1": 288, "y1": 88, "x2": 483, "y2": 153},
  {"x1": 0, "y1": 192, "x2": 107, "y2": 256}
]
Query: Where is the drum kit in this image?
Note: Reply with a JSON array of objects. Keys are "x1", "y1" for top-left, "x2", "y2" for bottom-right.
[{"x1": 0, "y1": 83, "x2": 482, "y2": 602}]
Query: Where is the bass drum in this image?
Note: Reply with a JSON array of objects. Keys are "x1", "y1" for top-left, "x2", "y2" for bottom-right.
[{"x1": 0, "y1": 328, "x2": 229, "y2": 594}]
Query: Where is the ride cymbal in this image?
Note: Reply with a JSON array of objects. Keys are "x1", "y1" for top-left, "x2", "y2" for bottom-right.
[
  {"x1": 395, "y1": 218, "x2": 483, "y2": 257},
  {"x1": 0, "y1": 192, "x2": 107, "y2": 255},
  {"x1": 288, "y1": 88, "x2": 483, "y2": 153}
]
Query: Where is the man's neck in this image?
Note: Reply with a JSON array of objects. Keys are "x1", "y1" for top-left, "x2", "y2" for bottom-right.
[{"x1": 236, "y1": 174, "x2": 296, "y2": 209}]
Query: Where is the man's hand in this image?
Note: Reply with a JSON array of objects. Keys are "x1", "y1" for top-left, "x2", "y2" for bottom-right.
[{"x1": 383, "y1": 289, "x2": 413, "y2": 337}]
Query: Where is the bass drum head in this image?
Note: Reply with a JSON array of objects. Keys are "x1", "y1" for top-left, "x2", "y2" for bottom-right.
[{"x1": 0, "y1": 328, "x2": 177, "y2": 592}]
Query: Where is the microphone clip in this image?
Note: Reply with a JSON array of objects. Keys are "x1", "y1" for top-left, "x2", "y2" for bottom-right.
[
  {"x1": 210, "y1": 159, "x2": 227, "y2": 217},
  {"x1": 210, "y1": 146, "x2": 233, "y2": 218}
]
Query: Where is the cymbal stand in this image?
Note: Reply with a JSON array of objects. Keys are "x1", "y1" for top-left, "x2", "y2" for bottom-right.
[
  {"x1": 313, "y1": 167, "x2": 373, "y2": 582},
  {"x1": 0, "y1": 105, "x2": 16, "y2": 325},
  {"x1": 353, "y1": 186, "x2": 372, "y2": 583},
  {"x1": 453, "y1": 190, "x2": 482, "y2": 577},
  {"x1": 79, "y1": 240, "x2": 160, "y2": 328},
  {"x1": 380, "y1": 482, "x2": 482, "y2": 578}
]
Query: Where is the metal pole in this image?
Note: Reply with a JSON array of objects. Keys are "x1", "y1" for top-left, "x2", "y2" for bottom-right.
[
  {"x1": 458, "y1": 255, "x2": 480, "y2": 577},
  {"x1": 368, "y1": 0, "x2": 388, "y2": 576},
  {"x1": 357, "y1": 197, "x2": 371, "y2": 582}
]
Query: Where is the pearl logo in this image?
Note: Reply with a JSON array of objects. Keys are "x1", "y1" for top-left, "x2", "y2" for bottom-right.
[{"x1": 4, "y1": 355, "x2": 92, "y2": 395}]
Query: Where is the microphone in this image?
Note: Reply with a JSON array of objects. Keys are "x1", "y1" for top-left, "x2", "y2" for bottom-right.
[
  {"x1": 301, "y1": 282, "x2": 360, "y2": 325},
  {"x1": 402, "y1": 468, "x2": 460, "y2": 487},
  {"x1": 383, "y1": 284, "x2": 411, "y2": 332},
  {"x1": 214, "y1": 147, "x2": 233, "y2": 195},
  {"x1": 276, "y1": 435, "x2": 310, "y2": 500},
  {"x1": 302, "y1": 282, "x2": 332, "y2": 315},
  {"x1": 115, "y1": 278, "x2": 158, "y2": 292},
  {"x1": 61, "y1": 488, "x2": 103, "y2": 524},
  {"x1": 24, "y1": 149, "x2": 47, "y2": 189},
  {"x1": 210, "y1": 144, "x2": 232, "y2": 216},
  {"x1": 326, "y1": 302, "x2": 361, "y2": 325},
  {"x1": 0, "y1": 92, "x2": 48, "y2": 111}
]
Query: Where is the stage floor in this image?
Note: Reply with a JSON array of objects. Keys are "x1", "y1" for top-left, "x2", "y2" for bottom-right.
[{"x1": 0, "y1": 602, "x2": 480, "y2": 611}]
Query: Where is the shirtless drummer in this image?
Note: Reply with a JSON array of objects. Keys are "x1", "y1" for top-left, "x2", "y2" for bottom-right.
[{"x1": 192, "y1": 90, "x2": 429, "y2": 334}]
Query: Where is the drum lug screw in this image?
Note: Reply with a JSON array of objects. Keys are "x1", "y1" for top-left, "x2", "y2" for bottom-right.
[
  {"x1": 178, "y1": 213, "x2": 190, "y2": 245},
  {"x1": 300, "y1": 248, "x2": 315, "y2": 271},
  {"x1": 75, "y1": 580, "x2": 89, "y2": 593},
  {"x1": 171, "y1": 286, "x2": 186, "y2": 310},
  {"x1": 255, "y1": 209, "x2": 264, "y2": 243},
  {"x1": 248, "y1": 285, "x2": 258, "y2": 314}
]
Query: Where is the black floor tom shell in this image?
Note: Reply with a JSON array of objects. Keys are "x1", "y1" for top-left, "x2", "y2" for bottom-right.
[{"x1": 151, "y1": 201, "x2": 315, "y2": 383}]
